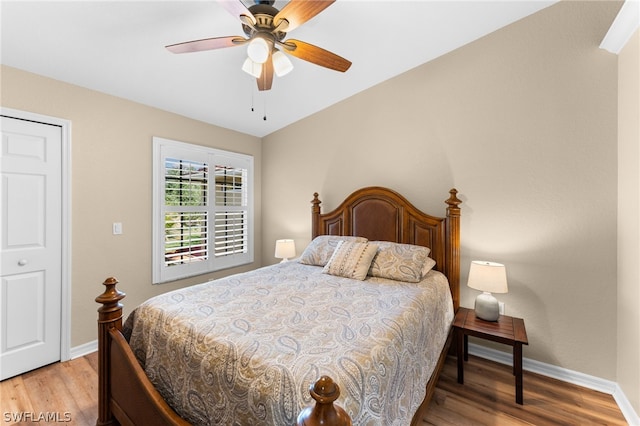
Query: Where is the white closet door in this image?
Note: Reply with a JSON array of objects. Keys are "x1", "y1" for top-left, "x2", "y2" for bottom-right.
[{"x1": 1, "y1": 116, "x2": 62, "y2": 380}]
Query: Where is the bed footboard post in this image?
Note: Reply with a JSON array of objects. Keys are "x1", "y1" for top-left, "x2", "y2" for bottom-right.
[
  {"x1": 311, "y1": 192, "x2": 321, "y2": 239},
  {"x1": 445, "y1": 189, "x2": 462, "y2": 312},
  {"x1": 95, "y1": 277, "x2": 126, "y2": 426},
  {"x1": 297, "y1": 376, "x2": 352, "y2": 426}
]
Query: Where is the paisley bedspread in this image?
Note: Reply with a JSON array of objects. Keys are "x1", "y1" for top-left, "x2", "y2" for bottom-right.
[{"x1": 124, "y1": 261, "x2": 454, "y2": 425}]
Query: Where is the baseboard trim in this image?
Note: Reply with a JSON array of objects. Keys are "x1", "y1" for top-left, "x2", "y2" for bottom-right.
[
  {"x1": 613, "y1": 383, "x2": 640, "y2": 426},
  {"x1": 468, "y1": 343, "x2": 640, "y2": 425},
  {"x1": 70, "y1": 340, "x2": 97, "y2": 359}
]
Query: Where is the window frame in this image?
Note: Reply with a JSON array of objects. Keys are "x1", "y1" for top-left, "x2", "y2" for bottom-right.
[{"x1": 152, "y1": 137, "x2": 254, "y2": 284}]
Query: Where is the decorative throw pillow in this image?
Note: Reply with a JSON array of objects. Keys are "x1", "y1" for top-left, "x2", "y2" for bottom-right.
[
  {"x1": 322, "y1": 241, "x2": 379, "y2": 280},
  {"x1": 299, "y1": 235, "x2": 368, "y2": 266},
  {"x1": 368, "y1": 241, "x2": 431, "y2": 283}
]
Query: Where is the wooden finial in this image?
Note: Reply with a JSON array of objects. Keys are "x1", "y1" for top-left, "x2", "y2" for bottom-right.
[
  {"x1": 311, "y1": 192, "x2": 321, "y2": 212},
  {"x1": 445, "y1": 188, "x2": 461, "y2": 215},
  {"x1": 296, "y1": 376, "x2": 352, "y2": 426},
  {"x1": 95, "y1": 277, "x2": 125, "y2": 313}
]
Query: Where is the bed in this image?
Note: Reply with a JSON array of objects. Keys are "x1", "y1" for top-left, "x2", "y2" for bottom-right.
[{"x1": 95, "y1": 186, "x2": 461, "y2": 426}]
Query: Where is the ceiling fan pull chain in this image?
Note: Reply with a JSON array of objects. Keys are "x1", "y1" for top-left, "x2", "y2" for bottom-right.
[{"x1": 263, "y1": 95, "x2": 267, "y2": 121}]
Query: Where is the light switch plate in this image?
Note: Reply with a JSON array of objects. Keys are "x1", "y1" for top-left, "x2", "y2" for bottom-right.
[{"x1": 112, "y1": 222, "x2": 123, "y2": 235}]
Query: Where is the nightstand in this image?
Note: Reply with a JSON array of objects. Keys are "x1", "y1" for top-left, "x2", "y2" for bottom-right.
[{"x1": 453, "y1": 307, "x2": 529, "y2": 404}]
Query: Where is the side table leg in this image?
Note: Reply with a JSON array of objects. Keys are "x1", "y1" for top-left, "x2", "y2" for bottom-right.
[
  {"x1": 464, "y1": 334, "x2": 468, "y2": 362},
  {"x1": 514, "y1": 342, "x2": 523, "y2": 404},
  {"x1": 456, "y1": 329, "x2": 464, "y2": 384}
]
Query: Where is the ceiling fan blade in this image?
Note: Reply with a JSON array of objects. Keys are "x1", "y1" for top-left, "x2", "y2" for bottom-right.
[
  {"x1": 273, "y1": 0, "x2": 335, "y2": 33},
  {"x1": 166, "y1": 36, "x2": 246, "y2": 54},
  {"x1": 257, "y1": 58, "x2": 274, "y2": 91},
  {"x1": 217, "y1": 0, "x2": 256, "y2": 27},
  {"x1": 280, "y1": 39, "x2": 351, "y2": 72}
]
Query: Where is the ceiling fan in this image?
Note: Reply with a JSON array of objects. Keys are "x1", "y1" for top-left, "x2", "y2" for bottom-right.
[{"x1": 166, "y1": 0, "x2": 352, "y2": 91}]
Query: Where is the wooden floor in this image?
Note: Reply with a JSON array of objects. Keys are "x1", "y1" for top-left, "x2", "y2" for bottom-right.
[
  {"x1": 0, "y1": 353, "x2": 627, "y2": 425},
  {"x1": 422, "y1": 355, "x2": 627, "y2": 426}
]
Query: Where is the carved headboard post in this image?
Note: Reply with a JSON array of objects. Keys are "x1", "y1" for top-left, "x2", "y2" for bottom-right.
[
  {"x1": 311, "y1": 192, "x2": 321, "y2": 239},
  {"x1": 445, "y1": 189, "x2": 462, "y2": 311}
]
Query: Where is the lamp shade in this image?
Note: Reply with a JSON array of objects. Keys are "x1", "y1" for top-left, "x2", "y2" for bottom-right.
[
  {"x1": 467, "y1": 261, "x2": 508, "y2": 294},
  {"x1": 275, "y1": 239, "x2": 296, "y2": 261}
]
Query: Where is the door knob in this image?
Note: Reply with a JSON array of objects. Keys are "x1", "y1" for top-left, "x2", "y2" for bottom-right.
[{"x1": 18, "y1": 259, "x2": 28, "y2": 266}]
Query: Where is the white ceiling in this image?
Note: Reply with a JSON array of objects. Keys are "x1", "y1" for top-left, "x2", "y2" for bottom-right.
[{"x1": 1, "y1": 1, "x2": 556, "y2": 137}]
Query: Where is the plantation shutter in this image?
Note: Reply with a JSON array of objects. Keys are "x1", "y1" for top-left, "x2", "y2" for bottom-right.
[
  {"x1": 164, "y1": 158, "x2": 209, "y2": 267},
  {"x1": 153, "y1": 137, "x2": 253, "y2": 284},
  {"x1": 211, "y1": 153, "x2": 252, "y2": 270}
]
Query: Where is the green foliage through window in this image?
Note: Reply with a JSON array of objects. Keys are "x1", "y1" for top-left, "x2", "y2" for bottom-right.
[{"x1": 164, "y1": 158, "x2": 208, "y2": 266}]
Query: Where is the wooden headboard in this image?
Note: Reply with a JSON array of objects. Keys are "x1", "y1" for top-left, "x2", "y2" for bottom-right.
[{"x1": 311, "y1": 186, "x2": 461, "y2": 311}]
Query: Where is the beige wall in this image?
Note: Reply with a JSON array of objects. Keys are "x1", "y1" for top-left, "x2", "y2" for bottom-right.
[
  {"x1": 262, "y1": 1, "x2": 621, "y2": 380},
  {"x1": 617, "y1": 28, "x2": 640, "y2": 414},
  {"x1": 0, "y1": 65, "x2": 262, "y2": 347}
]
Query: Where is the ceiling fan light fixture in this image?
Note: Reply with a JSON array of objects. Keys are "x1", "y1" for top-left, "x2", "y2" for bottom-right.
[
  {"x1": 247, "y1": 36, "x2": 270, "y2": 64},
  {"x1": 166, "y1": 0, "x2": 349, "y2": 91},
  {"x1": 242, "y1": 57, "x2": 262, "y2": 78},
  {"x1": 272, "y1": 50, "x2": 293, "y2": 77}
]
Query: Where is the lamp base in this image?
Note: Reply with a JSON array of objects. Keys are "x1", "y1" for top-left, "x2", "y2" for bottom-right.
[{"x1": 474, "y1": 292, "x2": 500, "y2": 321}]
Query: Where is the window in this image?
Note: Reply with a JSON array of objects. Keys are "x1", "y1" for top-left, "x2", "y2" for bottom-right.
[{"x1": 153, "y1": 137, "x2": 253, "y2": 284}]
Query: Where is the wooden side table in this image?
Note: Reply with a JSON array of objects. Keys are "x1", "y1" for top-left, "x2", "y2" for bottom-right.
[{"x1": 453, "y1": 307, "x2": 529, "y2": 404}]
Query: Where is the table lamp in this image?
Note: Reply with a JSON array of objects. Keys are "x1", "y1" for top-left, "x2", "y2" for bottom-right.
[
  {"x1": 275, "y1": 239, "x2": 296, "y2": 263},
  {"x1": 467, "y1": 261, "x2": 508, "y2": 321}
]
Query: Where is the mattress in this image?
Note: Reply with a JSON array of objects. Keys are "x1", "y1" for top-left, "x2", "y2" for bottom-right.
[{"x1": 124, "y1": 261, "x2": 454, "y2": 425}]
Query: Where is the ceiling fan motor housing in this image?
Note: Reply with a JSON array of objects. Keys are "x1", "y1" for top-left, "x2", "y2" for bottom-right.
[{"x1": 243, "y1": 4, "x2": 287, "y2": 42}]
